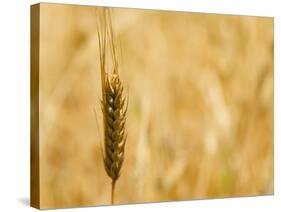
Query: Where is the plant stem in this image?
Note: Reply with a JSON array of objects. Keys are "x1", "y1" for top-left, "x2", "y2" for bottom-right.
[{"x1": 111, "y1": 180, "x2": 116, "y2": 205}]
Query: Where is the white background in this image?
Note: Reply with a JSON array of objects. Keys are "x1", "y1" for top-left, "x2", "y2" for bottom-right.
[{"x1": 0, "y1": 0, "x2": 279, "y2": 211}]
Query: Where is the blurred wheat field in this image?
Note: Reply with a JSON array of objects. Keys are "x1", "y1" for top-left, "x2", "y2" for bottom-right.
[{"x1": 38, "y1": 3, "x2": 273, "y2": 208}]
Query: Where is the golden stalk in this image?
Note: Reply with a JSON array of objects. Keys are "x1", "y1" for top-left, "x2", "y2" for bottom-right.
[{"x1": 97, "y1": 8, "x2": 128, "y2": 205}]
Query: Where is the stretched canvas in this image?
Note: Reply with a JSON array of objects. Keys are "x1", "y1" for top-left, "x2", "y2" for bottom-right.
[{"x1": 31, "y1": 3, "x2": 274, "y2": 209}]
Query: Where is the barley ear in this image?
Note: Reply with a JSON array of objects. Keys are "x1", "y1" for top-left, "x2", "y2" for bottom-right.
[{"x1": 97, "y1": 8, "x2": 128, "y2": 205}]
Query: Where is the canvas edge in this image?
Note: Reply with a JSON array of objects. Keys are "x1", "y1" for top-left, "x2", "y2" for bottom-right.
[{"x1": 30, "y1": 3, "x2": 41, "y2": 209}]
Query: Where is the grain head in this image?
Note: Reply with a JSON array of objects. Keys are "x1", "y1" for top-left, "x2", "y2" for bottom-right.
[{"x1": 97, "y1": 8, "x2": 128, "y2": 204}]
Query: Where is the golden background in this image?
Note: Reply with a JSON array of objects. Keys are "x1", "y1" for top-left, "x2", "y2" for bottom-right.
[{"x1": 38, "y1": 3, "x2": 273, "y2": 208}]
